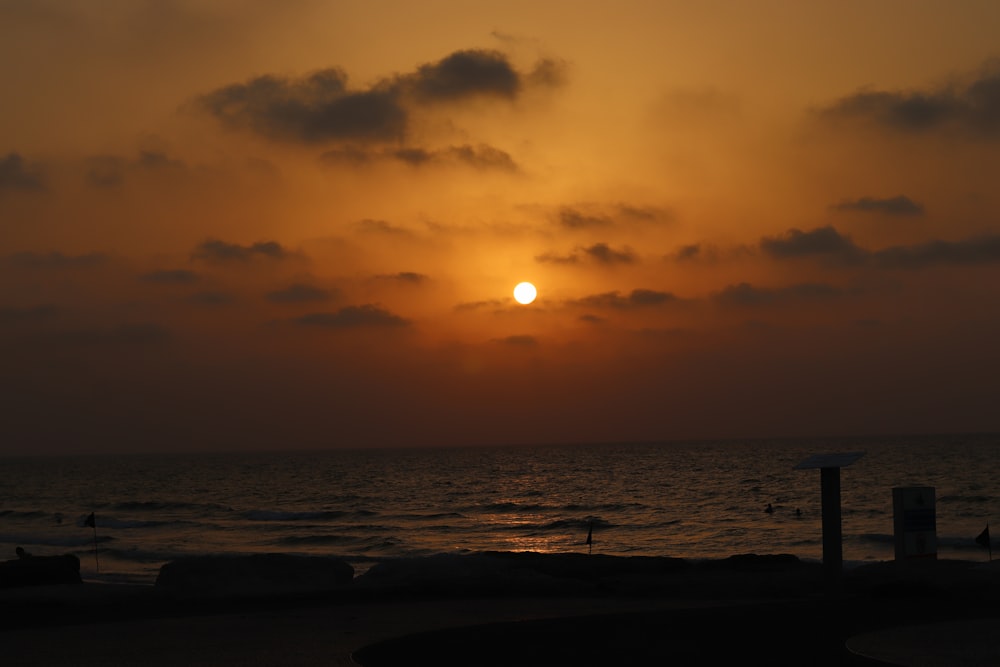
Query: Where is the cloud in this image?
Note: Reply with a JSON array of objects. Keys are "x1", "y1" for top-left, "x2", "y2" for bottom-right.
[
  {"x1": 2, "y1": 251, "x2": 109, "y2": 269},
  {"x1": 820, "y1": 64, "x2": 1000, "y2": 136},
  {"x1": 408, "y1": 49, "x2": 520, "y2": 101},
  {"x1": 0, "y1": 153, "x2": 45, "y2": 192},
  {"x1": 582, "y1": 243, "x2": 637, "y2": 265},
  {"x1": 527, "y1": 58, "x2": 569, "y2": 87},
  {"x1": 199, "y1": 48, "x2": 553, "y2": 145},
  {"x1": 140, "y1": 269, "x2": 199, "y2": 284},
  {"x1": 714, "y1": 282, "x2": 847, "y2": 306},
  {"x1": 557, "y1": 207, "x2": 614, "y2": 229},
  {"x1": 192, "y1": 239, "x2": 291, "y2": 262},
  {"x1": 266, "y1": 283, "x2": 334, "y2": 303},
  {"x1": 323, "y1": 143, "x2": 519, "y2": 171},
  {"x1": 831, "y1": 195, "x2": 925, "y2": 216},
  {"x1": 198, "y1": 69, "x2": 406, "y2": 143},
  {"x1": 454, "y1": 298, "x2": 507, "y2": 312},
  {"x1": 569, "y1": 289, "x2": 677, "y2": 309},
  {"x1": 759, "y1": 226, "x2": 866, "y2": 265},
  {"x1": 670, "y1": 243, "x2": 709, "y2": 262},
  {"x1": 295, "y1": 304, "x2": 409, "y2": 328},
  {"x1": 377, "y1": 272, "x2": 427, "y2": 284},
  {"x1": 872, "y1": 235, "x2": 1000, "y2": 269},
  {"x1": 354, "y1": 219, "x2": 414, "y2": 236},
  {"x1": 537, "y1": 243, "x2": 636, "y2": 265}
]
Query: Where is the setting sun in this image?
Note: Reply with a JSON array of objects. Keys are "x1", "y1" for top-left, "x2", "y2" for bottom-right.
[{"x1": 513, "y1": 282, "x2": 537, "y2": 305}]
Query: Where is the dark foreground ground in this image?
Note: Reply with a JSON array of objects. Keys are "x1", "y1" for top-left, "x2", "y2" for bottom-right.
[{"x1": 2, "y1": 554, "x2": 998, "y2": 666}]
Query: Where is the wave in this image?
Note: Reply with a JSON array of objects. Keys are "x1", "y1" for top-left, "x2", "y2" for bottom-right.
[{"x1": 109, "y1": 500, "x2": 233, "y2": 513}]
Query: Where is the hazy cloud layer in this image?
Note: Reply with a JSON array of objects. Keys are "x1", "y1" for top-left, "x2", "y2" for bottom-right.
[
  {"x1": 192, "y1": 239, "x2": 290, "y2": 262},
  {"x1": 831, "y1": 195, "x2": 925, "y2": 216},
  {"x1": 714, "y1": 282, "x2": 847, "y2": 306},
  {"x1": 295, "y1": 304, "x2": 409, "y2": 328},
  {"x1": 569, "y1": 289, "x2": 677, "y2": 309},
  {"x1": 873, "y1": 235, "x2": 1000, "y2": 269},
  {"x1": 821, "y1": 65, "x2": 1000, "y2": 136},
  {"x1": 377, "y1": 272, "x2": 427, "y2": 284}
]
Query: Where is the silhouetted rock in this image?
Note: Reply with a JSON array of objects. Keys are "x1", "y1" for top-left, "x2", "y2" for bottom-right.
[
  {"x1": 0, "y1": 554, "x2": 82, "y2": 588},
  {"x1": 155, "y1": 554, "x2": 354, "y2": 597}
]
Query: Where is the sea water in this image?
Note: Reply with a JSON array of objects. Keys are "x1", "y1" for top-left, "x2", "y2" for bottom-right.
[{"x1": 1, "y1": 434, "x2": 996, "y2": 584}]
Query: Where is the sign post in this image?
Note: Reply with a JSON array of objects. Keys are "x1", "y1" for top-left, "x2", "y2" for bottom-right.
[{"x1": 794, "y1": 452, "x2": 865, "y2": 587}]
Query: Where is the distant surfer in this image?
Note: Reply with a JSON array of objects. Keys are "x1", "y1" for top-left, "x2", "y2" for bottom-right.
[{"x1": 765, "y1": 503, "x2": 774, "y2": 514}]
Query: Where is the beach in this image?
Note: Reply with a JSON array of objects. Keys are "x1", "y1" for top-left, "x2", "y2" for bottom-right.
[{"x1": 2, "y1": 552, "x2": 999, "y2": 666}]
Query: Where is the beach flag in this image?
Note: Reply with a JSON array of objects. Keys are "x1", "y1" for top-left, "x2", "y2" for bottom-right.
[
  {"x1": 85, "y1": 512, "x2": 99, "y2": 572},
  {"x1": 976, "y1": 524, "x2": 991, "y2": 561}
]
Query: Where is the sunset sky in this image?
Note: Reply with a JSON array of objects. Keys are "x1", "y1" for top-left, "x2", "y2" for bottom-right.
[{"x1": 3, "y1": 1, "x2": 999, "y2": 454}]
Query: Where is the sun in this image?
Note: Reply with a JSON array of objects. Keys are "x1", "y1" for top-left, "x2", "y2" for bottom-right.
[{"x1": 513, "y1": 281, "x2": 537, "y2": 305}]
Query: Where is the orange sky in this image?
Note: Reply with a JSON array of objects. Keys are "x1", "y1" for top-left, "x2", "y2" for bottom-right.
[{"x1": 2, "y1": 1, "x2": 999, "y2": 454}]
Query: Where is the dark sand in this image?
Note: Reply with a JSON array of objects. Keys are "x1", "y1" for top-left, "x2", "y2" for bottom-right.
[{"x1": 2, "y1": 555, "x2": 998, "y2": 666}]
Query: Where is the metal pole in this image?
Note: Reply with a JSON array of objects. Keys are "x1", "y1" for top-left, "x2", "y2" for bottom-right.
[{"x1": 820, "y1": 466, "x2": 842, "y2": 583}]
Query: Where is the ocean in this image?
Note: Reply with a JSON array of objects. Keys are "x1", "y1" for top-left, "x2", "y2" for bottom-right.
[{"x1": 1, "y1": 434, "x2": 996, "y2": 585}]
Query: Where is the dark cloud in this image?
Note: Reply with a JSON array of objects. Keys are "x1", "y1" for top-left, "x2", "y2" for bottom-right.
[
  {"x1": 820, "y1": 65, "x2": 1000, "y2": 136},
  {"x1": 670, "y1": 244, "x2": 707, "y2": 262},
  {"x1": 535, "y1": 251, "x2": 579, "y2": 265},
  {"x1": 266, "y1": 283, "x2": 334, "y2": 303},
  {"x1": 579, "y1": 314, "x2": 605, "y2": 324},
  {"x1": 873, "y1": 235, "x2": 1000, "y2": 269},
  {"x1": 759, "y1": 226, "x2": 866, "y2": 265},
  {"x1": 409, "y1": 49, "x2": 519, "y2": 101},
  {"x1": 199, "y1": 49, "x2": 550, "y2": 146},
  {"x1": 583, "y1": 243, "x2": 637, "y2": 265},
  {"x1": 0, "y1": 153, "x2": 45, "y2": 192},
  {"x1": 537, "y1": 243, "x2": 636, "y2": 266},
  {"x1": 325, "y1": 144, "x2": 518, "y2": 171},
  {"x1": 295, "y1": 304, "x2": 409, "y2": 328},
  {"x1": 140, "y1": 269, "x2": 199, "y2": 284},
  {"x1": 199, "y1": 69, "x2": 406, "y2": 143},
  {"x1": 444, "y1": 144, "x2": 518, "y2": 171},
  {"x1": 192, "y1": 239, "x2": 290, "y2": 262},
  {"x1": 2, "y1": 251, "x2": 109, "y2": 269},
  {"x1": 714, "y1": 282, "x2": 847, "y2": 306},
  {"x1": 557, "y1": 207, "x2": 614, "y2": 229},
  {"x1": 570, "y1": 289, "x2": 676, "y2": 310},
  {"x1": 0, "y1": 305, "x2": 59, "y2": 325},
  {"x1": 377, "y1": 272, "x2": 427, "y2": 284},
  {"x1": 831, "y1": 195, "x2": 925, "y2": 216}
]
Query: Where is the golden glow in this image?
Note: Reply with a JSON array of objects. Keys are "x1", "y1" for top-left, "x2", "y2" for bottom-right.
[{"x1": 513, "y1": 282, "x2": 537, "y2": 305}]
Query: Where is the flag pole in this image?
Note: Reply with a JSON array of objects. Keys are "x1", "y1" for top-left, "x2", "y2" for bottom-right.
[
  {"x1": 586, "y1": 521, "x2": 593, "y2": 555},
  {"x1": 86, "y1": 512, "x2": 99, "y2": 573}
]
